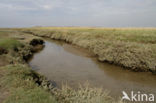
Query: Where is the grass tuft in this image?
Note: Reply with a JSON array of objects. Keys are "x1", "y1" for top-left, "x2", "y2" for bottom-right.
[{"x1": 52, "y1": 83, "x2": 122, "y2": 103}]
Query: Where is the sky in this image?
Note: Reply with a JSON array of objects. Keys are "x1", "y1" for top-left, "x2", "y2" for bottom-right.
[{"x1": 0, "y1": 0, "x2": 156, "y2": 27}]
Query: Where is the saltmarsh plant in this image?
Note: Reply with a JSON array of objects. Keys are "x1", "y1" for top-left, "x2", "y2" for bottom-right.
[{"x1": 52, "y1": 83, "x2": 123, "y2": 103}]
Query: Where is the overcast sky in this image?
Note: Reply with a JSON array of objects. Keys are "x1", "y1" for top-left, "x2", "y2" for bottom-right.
[{"x1": 0, "y1": 0, "x2": 156, "y2": 27}]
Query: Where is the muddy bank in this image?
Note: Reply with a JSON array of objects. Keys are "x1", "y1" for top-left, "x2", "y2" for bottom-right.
[{"x1": 21, "y1": 29, "x2": 156, "y2": 73}]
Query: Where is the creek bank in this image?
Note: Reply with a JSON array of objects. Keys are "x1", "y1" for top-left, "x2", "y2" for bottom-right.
[
  {"x1": 0, "y1": 38, "x2": 55, "y2": 90},
  {"x1": 0, "y1": 37, "x2": 59, "y2": 103},
  {"x1": 17, "y1": 39, "x2": 54, "y2": 89},
  {"x1": 21, "y1": 29, "x2": 156, "y2": 74},
  {"x1": 22, "y1": 39, "x2": 56, "y2": 90}
]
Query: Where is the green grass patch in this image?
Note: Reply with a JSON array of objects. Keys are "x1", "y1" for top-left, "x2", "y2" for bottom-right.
[
  {"x1": 4, "y1": 87, "x2": 57, "y2": 103},
  {"x1": 0, "y1": 65, "x2": 57, "y2": 103},
  {"x1": 0, "y1": 38, "x2": 23, "y2": 50}
]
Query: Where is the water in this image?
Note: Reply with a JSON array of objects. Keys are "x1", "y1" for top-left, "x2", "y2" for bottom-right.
[{"x1": 29, "y1": 39, "x2": 156, "y2": 98}]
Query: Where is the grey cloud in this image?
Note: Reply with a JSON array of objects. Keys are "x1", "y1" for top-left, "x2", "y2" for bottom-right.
[{"x1": 0, "y1": 0, "x2": 156, "y2": 27}]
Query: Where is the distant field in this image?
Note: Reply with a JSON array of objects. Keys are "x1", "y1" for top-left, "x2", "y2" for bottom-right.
[{"x1": 21, "y1": 27, "x2": 156, "y2": 72}]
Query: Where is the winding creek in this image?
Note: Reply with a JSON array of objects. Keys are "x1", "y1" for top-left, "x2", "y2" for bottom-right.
[{"x1": 29, "y1": 39, "x2": 156, "y2": 98}]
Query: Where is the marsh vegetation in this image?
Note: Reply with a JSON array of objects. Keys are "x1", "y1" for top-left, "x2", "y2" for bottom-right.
[{"x1": 22, "y1": 27, "x2": 156, "y2": 73}]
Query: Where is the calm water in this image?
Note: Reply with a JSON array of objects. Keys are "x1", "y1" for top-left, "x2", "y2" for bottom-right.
[{"x1": 29, "y1": 39, "x2": 156, "y2": 98}]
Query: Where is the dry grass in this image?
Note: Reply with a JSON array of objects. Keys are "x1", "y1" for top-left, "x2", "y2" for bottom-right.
[
  {"x1": 20, "y1": 27, "x2": 156, "y2": 73},
  {"x1": 52, "y1": 83, "x2": 122, "y2": 103}
]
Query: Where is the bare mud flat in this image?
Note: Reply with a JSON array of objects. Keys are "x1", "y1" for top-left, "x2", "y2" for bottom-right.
[{"x1": 29, "y1": 39, "x2": 156, "y2": 98}]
